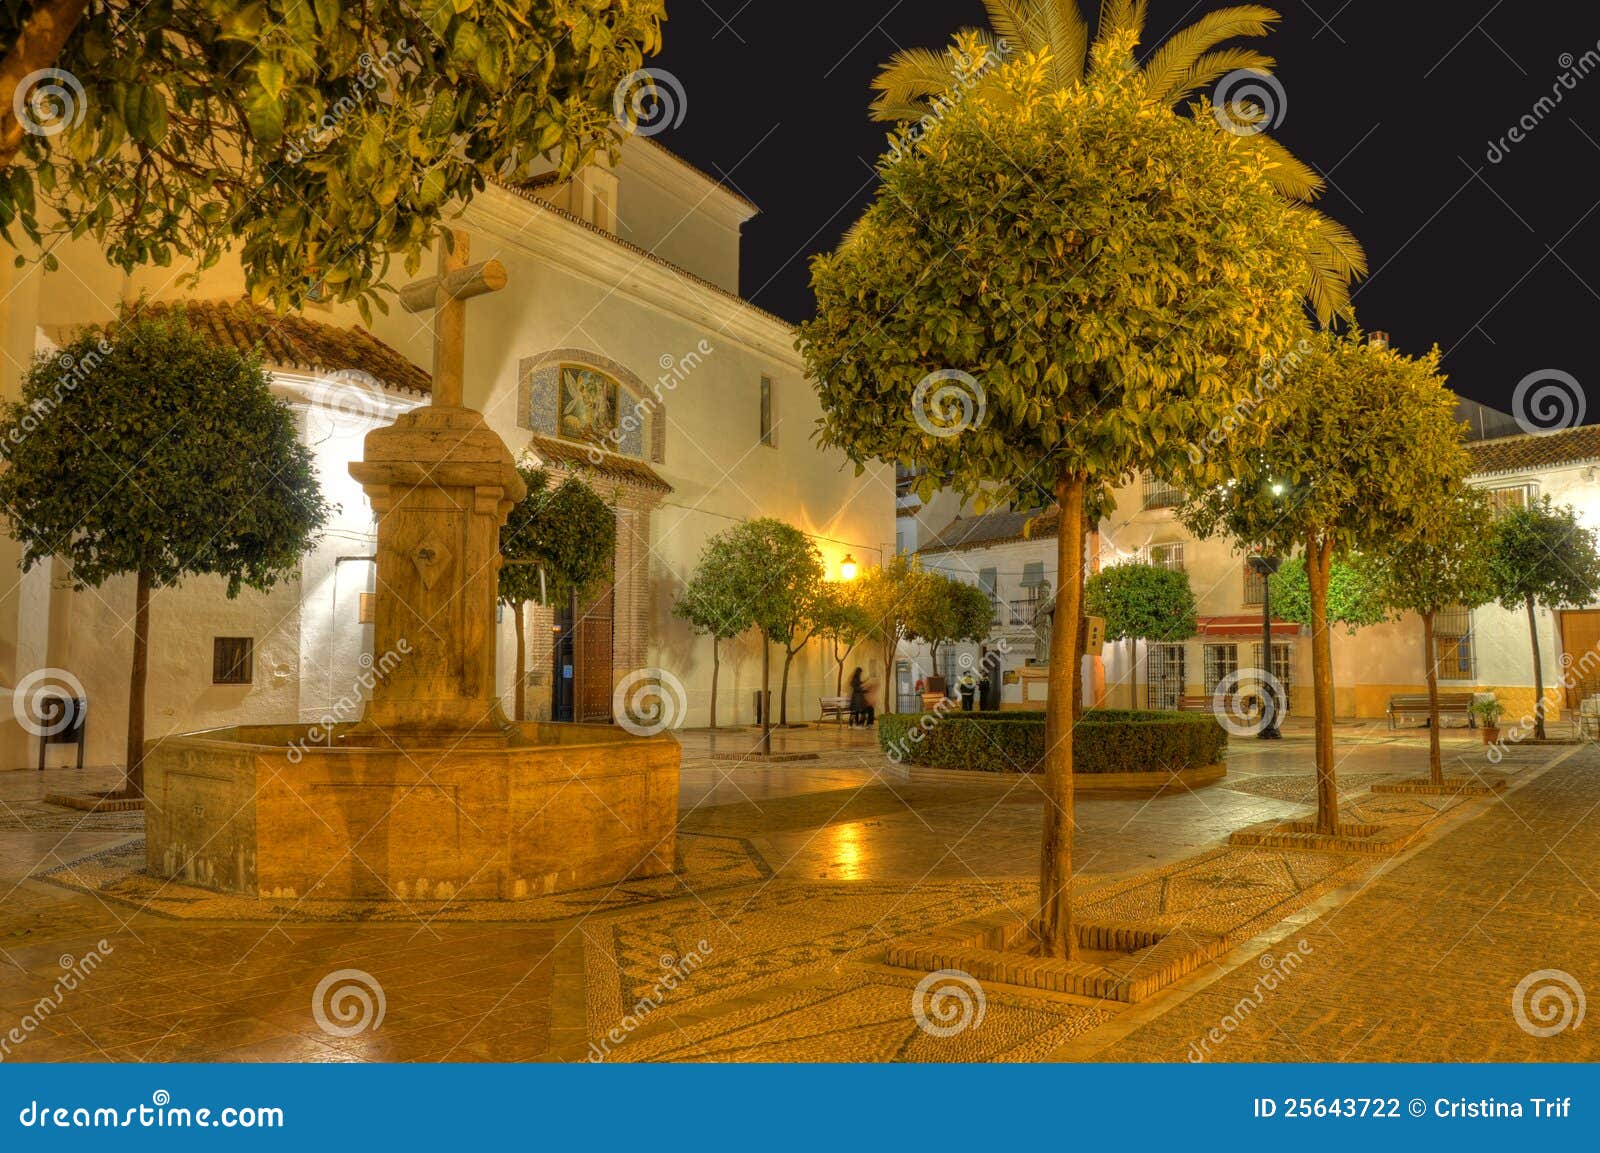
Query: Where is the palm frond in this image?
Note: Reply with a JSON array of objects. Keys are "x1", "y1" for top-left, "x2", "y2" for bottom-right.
[
  {"x1": 980, "y1": 0, "x2": 1036, "y2": 48},
  {"x1": 1139, "y1": 6, "x2": 1280, "y2": 104},
  {"x1": 1254, "y1": 132, "x2": 1326, "y2": 203},
  {"x1": 1096, "y1": 0, "x2": 1149, "y2": 48},
  {"x1": 1151, "y1": 46, "x2": 1273, "y2": 105},
  {"x1": 1290, "y1": 204, "x2": 1367, "y2": 326},
  {"x1": 869, "y1": 42, "x2": 978, "y2": 123},
  {"x1": 1038, "y1": 0, "x2": 1091, "y2": 86}
]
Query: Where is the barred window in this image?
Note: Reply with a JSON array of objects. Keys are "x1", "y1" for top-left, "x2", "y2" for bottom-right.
[
  {"x1": 1433, "y1": 606, "x2": 1476, "y2": 681},
  {"x1": 1203, "y1": 643, "x2": 1238, "y2": 695},
  {"x1": 1486, "y1": 484, "x2": 1536, "y2": 517},
  {"x1": 1142, "y1": 474, "x2": 1183, "y2": 510},
  {"x1": 1243, "y1": 564, "x2": 1267, "y2": 607},
  {"x1": 1147, "y1": 644, "x2": 1186, "y2": 710},
  {"x1": 1146, "y1": 542, "x2": 1185, "y2": 572},
  {"x1": 1251, "y1": 641, "x2": 1294, "y2": 692}
]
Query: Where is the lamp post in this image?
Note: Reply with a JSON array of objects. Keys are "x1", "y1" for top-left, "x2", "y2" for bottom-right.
[
  {"x1": 1248, "y1": 552, "x2": 1283, "y2": 740},
  {"x1": 839, "y1": 552, "x2": 857, "y2": 582}
]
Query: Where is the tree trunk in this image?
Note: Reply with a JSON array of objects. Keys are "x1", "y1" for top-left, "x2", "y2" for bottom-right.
[
  {"x1": 760, "y1": 637, "x2": 771, "y2": 754},
  {"x1": 779, "y1": 646, "x2": 795, "y2": 726},
  {"x1": 513, "y1": 600, "x2": 526, "y2": 722},
  {"x1": 1129, "y1": 638, "x2": 1138, "y2": 709},
  {"x1": 1423, "y1": 609, "x2": 1444, "y2": 784},
  {"x1": 1527, "y1": 595, "x2": 1547, "y2": 740},
  {"x1": 1037, "y1": 468, "x2": 1085, "y2": 961},
  {"x1": 882, "y1": 637, "x2": 897, "y2": 714},
  {"x1": 709, "y1": 637, "x2": 720, "y2": 729},
  {"x1": 124, "y1": 569, "x2": 152, "y2": 798},
  {"x1": 1306, "y1": 536, "x2": 1339, "y2": 833},
  {"x1": 835, "y1": 644, "x2": 846, "y2": 695},
  {"x1": 0, "y1": 0, "x2": 91, "y2": 172}
]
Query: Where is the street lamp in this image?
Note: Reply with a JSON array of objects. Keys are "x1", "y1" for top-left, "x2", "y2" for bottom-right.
[
  {"x1": 839, "y1": 553, "x2": 857, "y2": 581},
  {"x1": 1248, "y1": 552, "x2": 1283, "y2": 740}
]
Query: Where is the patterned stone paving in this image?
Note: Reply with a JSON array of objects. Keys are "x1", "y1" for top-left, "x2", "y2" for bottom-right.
[
  {"x1": 612, "y1": 972, "x2": 1114, "y2": 1063},
  {"x1": 0, "y1": 800, "x2": 145, "y2": 834},
  {"x1": 39, "y1": 833, "x2": 770, "y2": 923},
  {"x1": 0, "y1": 730, "x2": 1583, "y2": 1063}
]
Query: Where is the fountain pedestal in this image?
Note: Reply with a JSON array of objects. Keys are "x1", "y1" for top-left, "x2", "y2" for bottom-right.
[{"x1": 143, "y1": 233, "x2": 680, "y2": 901}]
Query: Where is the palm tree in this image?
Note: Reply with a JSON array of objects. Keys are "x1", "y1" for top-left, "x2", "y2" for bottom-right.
[{"x1": 870, "y1": 0, "x2": 1365, "y2": 324}]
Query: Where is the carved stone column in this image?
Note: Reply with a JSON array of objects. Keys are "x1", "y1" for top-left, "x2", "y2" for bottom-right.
[{"x1": 348, "y1": 406, "x2": 527, "y2": 744}]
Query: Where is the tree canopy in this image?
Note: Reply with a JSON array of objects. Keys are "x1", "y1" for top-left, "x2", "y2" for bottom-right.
[
  {"x1": 800, "y1": 37, "x2": 1325, "y2": 511},
  {"x1": 869, "y1": 2, "x2": 1365, "y2": 323},
  {"x1": 498, "y1": 465, "x2": 615, "y2": 610},
  {"x1": 1180, "y1": 330, "x2": 1469, "y2": 833},
  {"x1": 1085, "y1": 561, "x2": 1198, "y2": 643},
  {"x1": 909, "y1": 571, "x2": 994, "y2": 665},
  {"x1": 0, "y1": 310, "x2": 331, "y2": 593},
  {"x1": 1269, "y1": 554, "x2": 1391, "y2": 633},
  {"x1": 1486, "y1": 497, "x2": 1600, "y2": 614},
  {"x1": 1375, "y1": 485, "x2": 1493, "y2": 619},
  {"x1": 0, "y1": 0, "x2": 666, "y2": 315}
]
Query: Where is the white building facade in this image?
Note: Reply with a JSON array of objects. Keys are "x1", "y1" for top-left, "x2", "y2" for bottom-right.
[{"x1": 0, "y1": 139, "x2": 893, "y2": 768}]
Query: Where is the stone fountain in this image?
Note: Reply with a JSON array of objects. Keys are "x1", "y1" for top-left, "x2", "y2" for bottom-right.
[{"x1": 143, "y1": 233, "x2": 680, "y2": 901}]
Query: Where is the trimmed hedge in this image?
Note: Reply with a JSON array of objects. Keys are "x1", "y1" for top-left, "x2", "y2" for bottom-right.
[{"x1": 876, "y1": 708, "x2": 1227, "y2": 775}]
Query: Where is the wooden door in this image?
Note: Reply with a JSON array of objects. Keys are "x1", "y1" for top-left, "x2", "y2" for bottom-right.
[
  {"x1": 1561, "y1": 610, "x2": 1600, "y2": 706},
  {"x1": 575, "y1": 584, "x2": 615, "y2": 723}
]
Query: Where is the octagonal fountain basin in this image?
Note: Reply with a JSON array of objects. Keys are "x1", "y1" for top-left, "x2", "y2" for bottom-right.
[{"x1": 143, "y1": 721, "x2": 680, "y2": 901}]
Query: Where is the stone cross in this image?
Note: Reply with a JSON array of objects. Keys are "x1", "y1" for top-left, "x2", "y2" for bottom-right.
[{"x1": 398, "y1": 228, "x2": 507, "y2": 407}]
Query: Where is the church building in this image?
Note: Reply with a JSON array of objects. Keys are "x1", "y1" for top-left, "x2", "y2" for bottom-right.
[{"x1": 0, "y1": 138, "x2": 892, "y2": 768}]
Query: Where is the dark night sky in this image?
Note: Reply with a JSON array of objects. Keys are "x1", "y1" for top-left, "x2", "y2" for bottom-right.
[{"x1": 652, "y1": 1, "x2": 1600, "y2": 417}]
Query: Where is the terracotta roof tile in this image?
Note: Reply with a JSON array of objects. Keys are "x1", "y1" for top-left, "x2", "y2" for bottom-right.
[
  {"x1": 1468, "y1": 425, "x2": 1600, "y2": 476},
  {"x1": 919, "y1": 507, "x2": 1058, "y2": 553},
  {"x1": 529, "y1": 434, "x2": 673, "y2": 493},
  {"x1": 137, "y1": 298, "x2": 431, "y2": 395}
]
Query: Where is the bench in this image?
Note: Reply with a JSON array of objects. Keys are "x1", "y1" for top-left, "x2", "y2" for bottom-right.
[
  {"x1": 819, "y1": 696, "x2": 851, "y2": 724},
  {"x1": 1387, "y1": 692, "x2": 1475, "y2": 730},
  {"x1": 920, "y1": 691, "x2": 950, "y2": 713}
]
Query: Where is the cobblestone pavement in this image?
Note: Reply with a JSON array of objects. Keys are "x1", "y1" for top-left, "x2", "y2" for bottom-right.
[
  {"x1": 0, "y1": 721, "x2": 1584, "y2": 1062},
  {"x1": 1083, "y1": 741, "x2": 1600, "y2": 1062}
]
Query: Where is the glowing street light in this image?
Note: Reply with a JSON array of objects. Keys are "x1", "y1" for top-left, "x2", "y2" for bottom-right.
[{"x1": 839, "y1": 553, "x2": 858, "y2": 581}]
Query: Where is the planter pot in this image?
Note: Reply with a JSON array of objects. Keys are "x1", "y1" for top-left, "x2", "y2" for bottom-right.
[{"x1": 1481, "y1": 726, "x2": 1501, "y2": 745}]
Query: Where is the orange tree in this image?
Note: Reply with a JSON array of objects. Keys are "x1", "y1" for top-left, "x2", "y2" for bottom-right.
[
  {"x1": 0, "y1": 1, "x2": 665, "y2": 315},
  {"x1": 798, "y1": 40, "x2": 1330, "y2": 958},
  {"x1": 498, "y1": 465, "x2": 615, "y2": 722},
  {"x1": 1374, "y1": 485, "x2": 1492, "y2": 781},
  {"x1": 1485, "y1": 498, "x2": 1600, "y2": 739},
  {"x1": 0, "y1": 311, "x2": 331, "y2": 795},
  {"x1": 1179, "y1": 333, "x2": 1469, "y2": 832}
]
